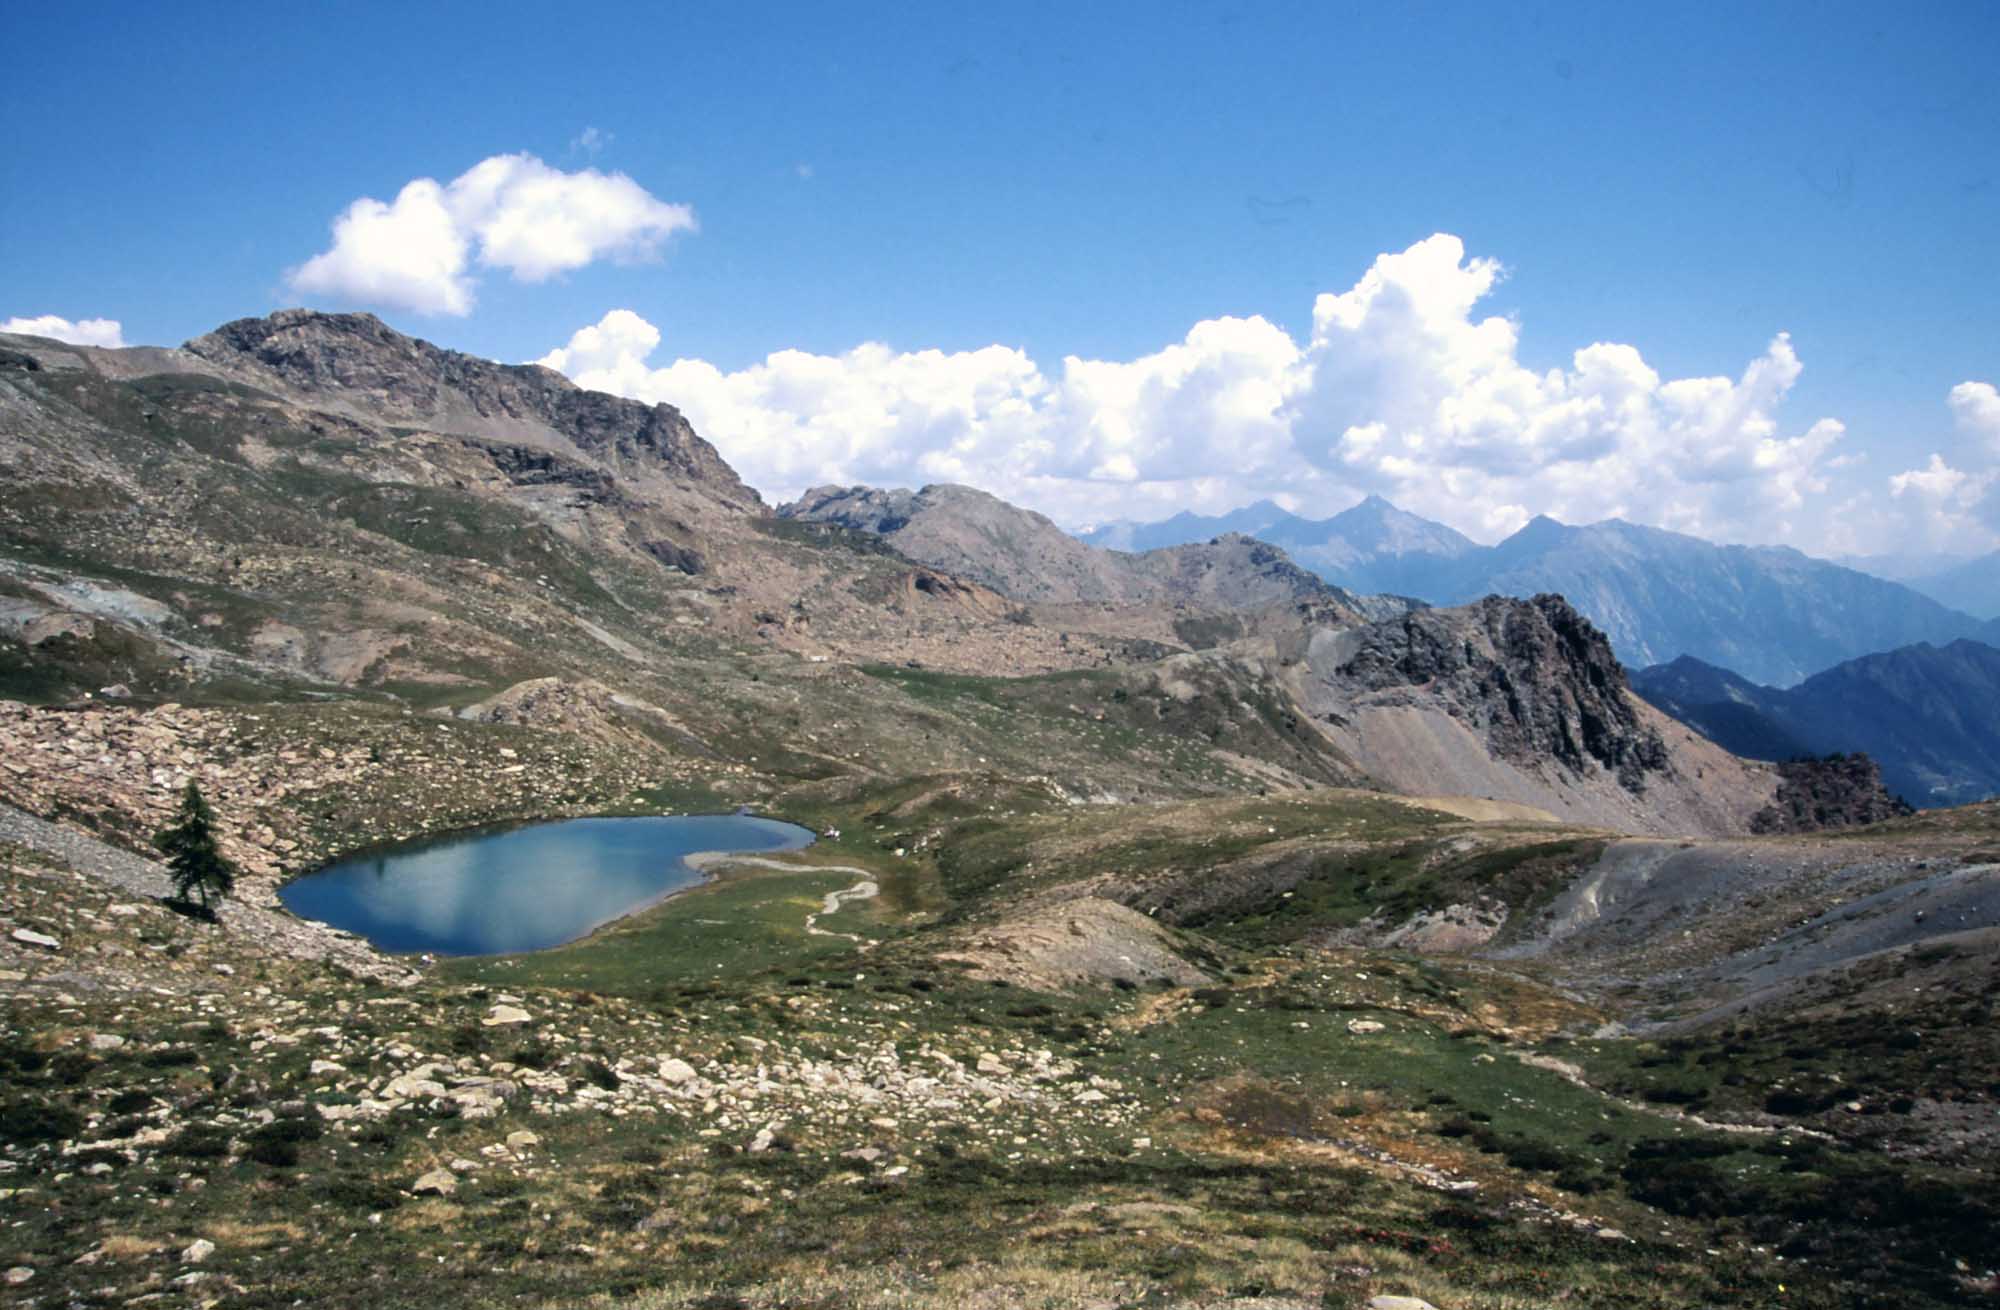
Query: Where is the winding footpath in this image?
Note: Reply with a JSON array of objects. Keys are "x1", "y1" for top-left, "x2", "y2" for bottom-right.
[{"x1": 687, "y1": 853, "x2": 880, "y2": 947}]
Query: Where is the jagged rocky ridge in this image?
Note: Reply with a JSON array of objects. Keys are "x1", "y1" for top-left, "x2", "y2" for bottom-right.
[
  {"x1": 1750, "y1": 755, "x2": 1915, "y2": 833},
  {"x1": 1282, "y1": 594, "x2": 1825, "y2": 835},
  {"x1": 1324, "y1": 594, "x2": 1669, "y2": 791}
]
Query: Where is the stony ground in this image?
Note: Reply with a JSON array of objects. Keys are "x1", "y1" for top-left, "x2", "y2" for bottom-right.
[{"x1": 4, "y1": 707, "x2": 1997, "y2": 1308}]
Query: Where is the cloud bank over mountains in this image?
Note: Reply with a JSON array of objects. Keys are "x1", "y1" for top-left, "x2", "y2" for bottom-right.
[
  {"x1": 288, "y1": 153, "x2": 695, "y2": 317},
  {"x1": 536, "y1": 233, "x2": 1997, "y2": 553},
  {"x1": 0, "y1": 314, "x2": 126, "y2": 348}
]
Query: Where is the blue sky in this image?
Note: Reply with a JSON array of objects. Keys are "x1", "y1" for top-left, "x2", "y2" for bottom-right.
[{"x1": 4, "y1": 2, "x2": 1997, "y2": 554}]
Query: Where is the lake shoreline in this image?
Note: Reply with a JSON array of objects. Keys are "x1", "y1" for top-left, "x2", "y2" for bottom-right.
[{"x1": 277, "y1": 813, "x2": 814, "y2": 958}]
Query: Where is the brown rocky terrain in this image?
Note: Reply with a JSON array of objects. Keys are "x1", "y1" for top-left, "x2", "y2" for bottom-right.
[{"x1": 0, "y1": 315, "x2": 1393, "y2": 712}]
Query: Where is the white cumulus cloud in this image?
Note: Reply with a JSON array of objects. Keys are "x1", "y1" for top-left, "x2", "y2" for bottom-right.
[
  {"x1": 1834, "y1": 382, "x2": 2000, "y2": 556},
  {"x1": 1951, "y1": 381, "x2": 2000, "y2": 453},
  {"x1": 288, "y1": 154, "x2": 695, "y2": 316},
  {"x1": 1884, "y1": 452, "x2": 1998, "y2": 552},
  {"x1": 1, "y1": 314, "x2": 126, "y2": 348},
  {"x1": 536, "y1": 234, "x2": 1871, "y2": 546}
]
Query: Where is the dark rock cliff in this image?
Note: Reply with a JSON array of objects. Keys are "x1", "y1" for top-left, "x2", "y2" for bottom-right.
[
  {"x1": 1750, "y1": 754, "x2": 1914, "y2": 833},
  {"x1": 1331, "y1": 594, "x2": 1670, "y2": 791}
]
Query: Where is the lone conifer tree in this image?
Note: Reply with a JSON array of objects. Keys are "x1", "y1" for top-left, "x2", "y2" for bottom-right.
[{"x1": 153, "y1": 781, "x2": 236, "y2": 915}]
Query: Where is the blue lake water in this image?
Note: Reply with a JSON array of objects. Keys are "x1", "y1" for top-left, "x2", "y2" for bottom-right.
[{"x1": 277, "y1": 814, "x2": 813, "y2": 956}]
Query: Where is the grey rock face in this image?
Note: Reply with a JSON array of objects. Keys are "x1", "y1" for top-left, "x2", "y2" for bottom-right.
[
  {"x1": 1324, "y1": 594, "x2": 1668, "y2": 791},
  {"x1": 1085, "y1": 498, "x2": 1995, "y2": 687}
]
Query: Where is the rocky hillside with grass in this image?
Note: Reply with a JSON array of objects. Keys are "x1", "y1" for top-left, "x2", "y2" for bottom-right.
[
  {"x1": 0, "y1": 314, "x2": 1359, "y2": 710},
  {"x1": 9, "y1": 755, "x2": 1997, "y2": 1309}
]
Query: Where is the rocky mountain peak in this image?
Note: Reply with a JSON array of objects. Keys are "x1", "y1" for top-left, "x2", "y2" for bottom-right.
[{"x1": 186, "y1": 309, "x2": 761, "y2": 510}]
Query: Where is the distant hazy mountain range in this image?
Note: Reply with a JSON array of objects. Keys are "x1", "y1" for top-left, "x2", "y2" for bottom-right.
[
  {"x1": 1083, "y1": 495, "x2": 1481, "y2": 599},
  {"x1": 1082, "y1": 499, "x2": 2000, "y2": 686},
  {"x1": 1631, "y1": 640, "x2": 2000, "y2": 808},
  {"x1": 1907, "y1": 553, "x2": 2000, "y2": 622},
  {"x1": 1837, "y1": 550, "x2": 2000, "y2": 621}
]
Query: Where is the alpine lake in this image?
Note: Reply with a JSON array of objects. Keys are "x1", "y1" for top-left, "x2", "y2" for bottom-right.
[{"x1": 277, "y1": 814, "x2": 815, "y2": 955}]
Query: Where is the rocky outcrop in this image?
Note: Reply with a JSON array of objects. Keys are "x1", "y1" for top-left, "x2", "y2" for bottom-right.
[
  {"x1": 1323, "y1": 594, "x2": 1668, "y2": 791},
  {"x1": 935, "y1": 897, "x2": 1211, "y2": 992},
  {"x1": 455, "y1": 677, "x2": 698, "y2": 750},
  {"x1": 1750, "y1": 754, "x2": 1915, "y2": 834},
  {"x1": 1289, "y1": 595, "x2": 1782, "y2": 836}
]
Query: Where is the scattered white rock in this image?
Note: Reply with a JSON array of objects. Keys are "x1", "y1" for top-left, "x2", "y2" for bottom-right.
[
  {"x1": 10, "y1": 928, "x2": 59, "y2": 951},
  {"x1": 3, "y1": 1267, "x2": 32, "y2": 1286},
  {"x1": 88, "y1": 1033, "x2": 125, "y2": 1052},
  {"x1": 482, "y1": 1004, "x2": 532, "y2": 1027},
  {"x1": 1347, "y1": 1019, "x2": 1386, "y2": 1035},
  {"x1": 658, "y1": 1057, "x2": 697, "y2": 1084},
  {"x1": 1368, "y1": 1298, "x2": 1438, "y2": 1310},
  {"x1": 180, "y1": 1239, "x2": 215, "y2": 1265}
]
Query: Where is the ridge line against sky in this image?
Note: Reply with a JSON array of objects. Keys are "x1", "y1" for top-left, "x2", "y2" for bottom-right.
[{"x1": 2, "y1": 3, "x2": 1995, "y2": 554}]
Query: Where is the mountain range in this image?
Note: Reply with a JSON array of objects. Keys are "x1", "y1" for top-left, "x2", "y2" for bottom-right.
[
  {"x1": 1904, "y1": 551, "x2": 2000, "y2": 621},
  {"x1": 1632, "y1": 638, "x2": 2000, "y2": 807},
  {"x1": 1083, "y1": 494, "x2": 1482, "y2": 598},
  {"x1": 1084, "y1": 498, "x2": 2000, "y2": 686},
  {"x1": 0, "y1": 309, "x2": 1882, "y2": 838},
  {"x1": 779, "y1": 483, "x2": 1349, "y2": 611},
  {"x1": 1836, "y1": 549, "x2": 2000, "y2": 619}
]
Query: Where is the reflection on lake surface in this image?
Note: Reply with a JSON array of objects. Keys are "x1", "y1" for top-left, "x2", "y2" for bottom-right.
[{"x1": 278, "y1": 815, "x2": 812, "y2": 955}]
